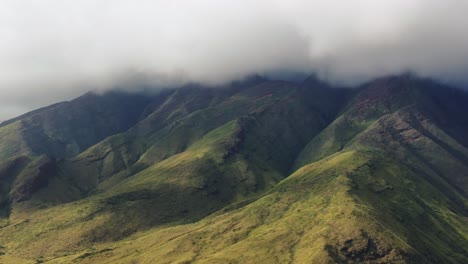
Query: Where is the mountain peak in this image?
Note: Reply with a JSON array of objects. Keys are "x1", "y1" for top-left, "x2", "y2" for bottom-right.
[{"x1": 301, "y1": 73, "x2": 330, "y2": 88}]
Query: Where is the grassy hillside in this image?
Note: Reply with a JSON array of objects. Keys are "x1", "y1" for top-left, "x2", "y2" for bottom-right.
[
  {"x1": 0, "y1": 74, "x2": 467, "y2": 263},
  {"x1": 33, "y1": 150, "x2": 466, "y2": 263}
]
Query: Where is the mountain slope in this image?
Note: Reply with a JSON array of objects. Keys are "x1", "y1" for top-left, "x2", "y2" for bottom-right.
[
  {"x1": 41, "y1": 150, "x2": 467, "y2": 263},
  {"x1": 0, "y1": 74, "x2": 467, "y2": 263},
  {"x1": 0, "y1": 91, "x2": 154, "y2": 160}
]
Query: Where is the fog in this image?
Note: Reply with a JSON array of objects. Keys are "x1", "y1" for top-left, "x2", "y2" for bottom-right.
[{"x1": 1, "y1": 0, "x2": 468, "y2": 120}]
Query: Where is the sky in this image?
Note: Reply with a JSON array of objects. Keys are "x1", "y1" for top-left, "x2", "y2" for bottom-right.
[{"x1": 1, "y1": 0, "x2": 468, "y2": 121}]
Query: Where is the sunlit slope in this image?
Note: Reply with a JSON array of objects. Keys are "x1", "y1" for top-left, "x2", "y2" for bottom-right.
[
  {"x1": 46, "y1": 150, "x2": 467, "y2": 263},
  {"x1": 0, "y1": 74, "x2": 467, "y2": 263},
  {"x1": 0, "y1": 120, "x2": 270, "y2": 259},
  {"x1": 0, "y1": 81, "x2": 340, "y2": 260},
  {"x1": 295, "y1": 75, "x2": 468, "y2": 200}
]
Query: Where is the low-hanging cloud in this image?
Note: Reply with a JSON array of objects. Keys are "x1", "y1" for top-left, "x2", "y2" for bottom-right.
[{"x1": 1, "y1": 0, "x2": 468, "y2": 121}]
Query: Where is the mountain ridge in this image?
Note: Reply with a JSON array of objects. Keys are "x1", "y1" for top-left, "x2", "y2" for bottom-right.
[{"x1": 0, "y1": 74, "x2": 466, "y2": 263}]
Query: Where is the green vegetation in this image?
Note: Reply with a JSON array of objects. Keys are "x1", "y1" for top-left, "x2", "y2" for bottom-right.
[{"x1": 0, "y1": 74, "x2": 466, "y2": 263}]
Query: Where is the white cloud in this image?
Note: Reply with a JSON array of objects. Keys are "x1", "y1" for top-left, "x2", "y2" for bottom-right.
[{"x1": 1, "y1": 0, "x2": 468, "y2": 120}]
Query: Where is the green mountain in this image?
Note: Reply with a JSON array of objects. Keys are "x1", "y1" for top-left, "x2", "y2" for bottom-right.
[{"x1": 0, "y1": 74, "x2": 466, "y2": 263}]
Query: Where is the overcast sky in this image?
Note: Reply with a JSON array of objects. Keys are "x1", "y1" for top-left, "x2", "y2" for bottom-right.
[{"x1": 1, "y1": 0, "x2": 468, "y2": 121}]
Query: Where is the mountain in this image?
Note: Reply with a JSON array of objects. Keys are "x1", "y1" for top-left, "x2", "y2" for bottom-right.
[{"x1": 0, "y1": 74, "x2": 466, "y2": 263}]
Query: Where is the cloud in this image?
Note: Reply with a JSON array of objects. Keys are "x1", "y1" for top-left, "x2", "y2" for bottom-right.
[{"x1": 1, "y1": 0, "x2": 468, "y2": 120}]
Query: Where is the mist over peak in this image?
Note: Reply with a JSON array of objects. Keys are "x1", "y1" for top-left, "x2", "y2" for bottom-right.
[{"x1": 1, "y1": 0, "x2": 468, "y2": 120}]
